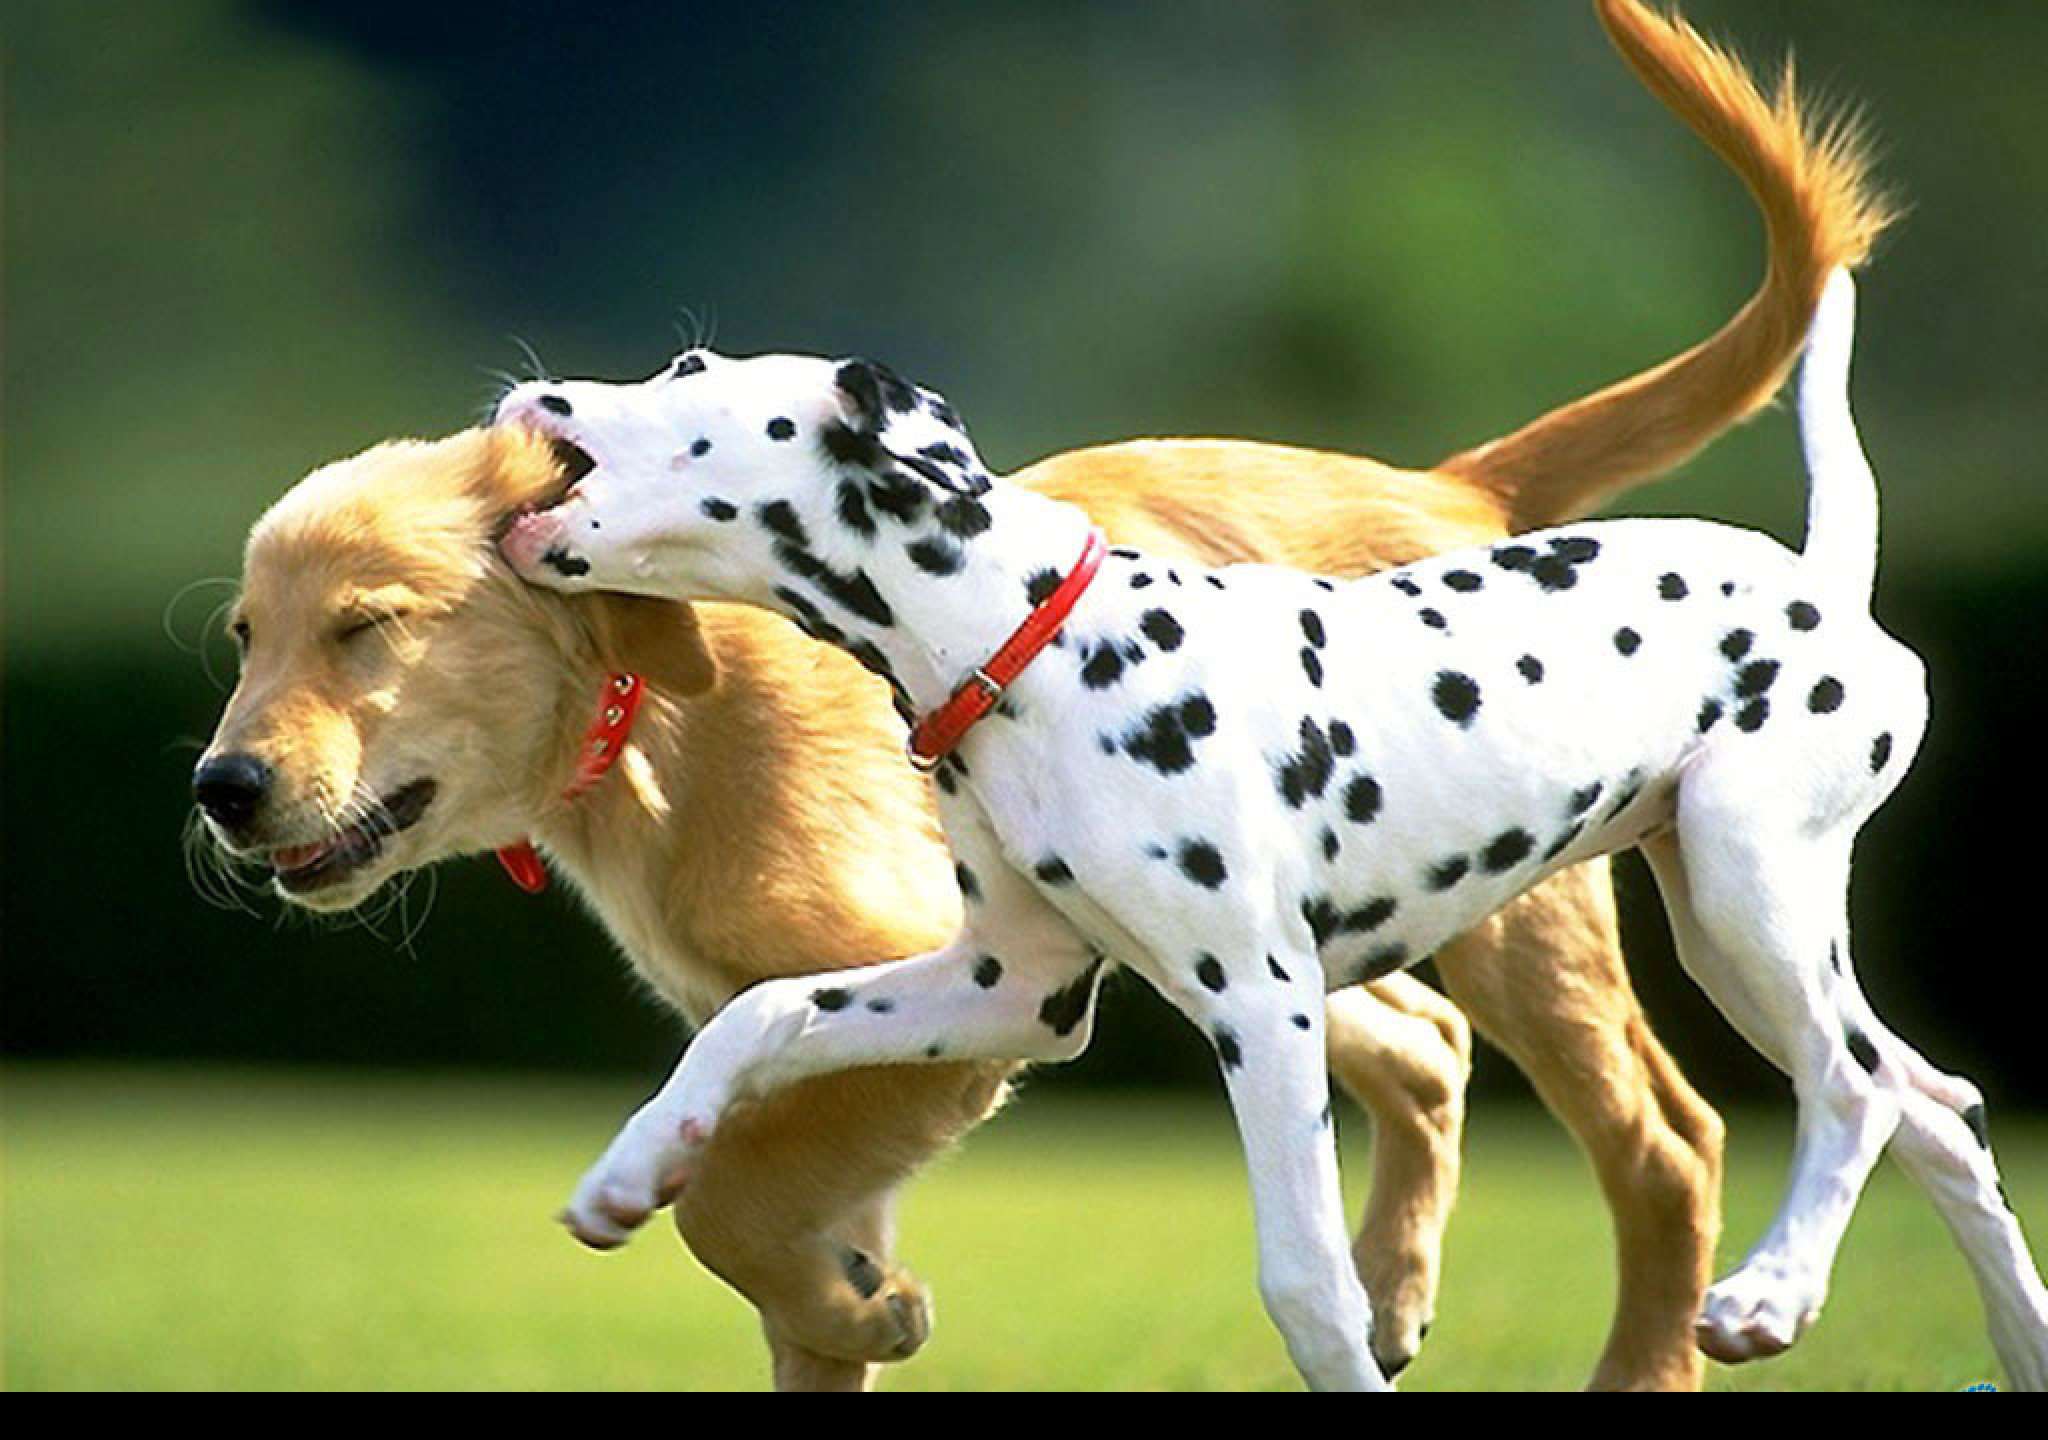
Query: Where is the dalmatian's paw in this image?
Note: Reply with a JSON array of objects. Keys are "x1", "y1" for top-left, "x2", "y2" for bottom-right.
[
  {"x1": 558, "y1": 1112, "x2": 711, "y2": 1251},
  {"x1": 1696, "y1": 1259, "x2": 1822, "y2": 1363}
]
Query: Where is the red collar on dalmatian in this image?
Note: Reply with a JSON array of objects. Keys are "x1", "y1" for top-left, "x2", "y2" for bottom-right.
[
  {"x1": 496, "y1": 671, "x2": 647, "y2": 894},
  {"x1": 906, "y1": 527, "x2": 1109, "y2": 773}
]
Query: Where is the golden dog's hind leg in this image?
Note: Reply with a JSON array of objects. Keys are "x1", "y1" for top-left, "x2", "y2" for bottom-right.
[
  {"x1": 666, "y1": 1062, "x2": 1010, "y2": 1390},
  {"x1": 1433, "y1": 861, "x2": 1724, "y2": 1391},
  {"x1": 1325, "y1": 976, "x2": 1472, "y2": 1377}
]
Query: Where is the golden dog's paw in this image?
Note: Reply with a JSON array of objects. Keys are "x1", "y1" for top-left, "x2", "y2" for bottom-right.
[{"x1": 835, "y1": 1247, "x2": 935, "y2": 1362}]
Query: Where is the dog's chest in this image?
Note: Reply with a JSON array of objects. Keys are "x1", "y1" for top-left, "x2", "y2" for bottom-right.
[{"x1": 954, "y1": 519, "x2": 1845, "y2": 981}]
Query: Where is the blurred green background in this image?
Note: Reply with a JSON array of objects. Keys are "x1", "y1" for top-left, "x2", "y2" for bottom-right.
[
  {"x1": 7, "y1": 0, "x2": 2046, "y2": 1092},
  {"x1": 4, "y1": 0, "x2": 2047, "y2": 1390}
]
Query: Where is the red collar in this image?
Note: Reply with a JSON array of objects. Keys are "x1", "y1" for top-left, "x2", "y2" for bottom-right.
[
  {"x1": 906, "y1": 527, "x2": 1107, "y2": 772},
  {"x1": 496, "y1": 672, "x2": 647, "y2": 893}
]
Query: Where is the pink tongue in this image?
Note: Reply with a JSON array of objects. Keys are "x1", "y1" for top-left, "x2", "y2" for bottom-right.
[
  {"x1": 501, "y1": 510, "x2": 566, "y2": 573},
  {"x1": 271, "y1": 840, "x2": 334, "y2": 871}
]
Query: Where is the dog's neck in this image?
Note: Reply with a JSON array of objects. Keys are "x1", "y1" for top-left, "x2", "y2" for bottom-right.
[
  {"x1": 759, "y1": 473, "x2": 1100, "y2": 723},
  {"x1": 521, "y1": 623, "x2": 960, "y2": 1021},
  {"x1": 522, "y1": 666, "x2": 713, "y2": 1011}
]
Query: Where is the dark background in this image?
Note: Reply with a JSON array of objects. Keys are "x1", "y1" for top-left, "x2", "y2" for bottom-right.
[{"x1": 6, "y1": 1, "x2": 2045, "y2": 1104}]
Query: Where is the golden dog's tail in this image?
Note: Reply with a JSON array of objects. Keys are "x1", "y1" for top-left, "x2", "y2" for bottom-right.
[{"x1": 1437, "y1": 0, "x2": 1894, "y2": 533}]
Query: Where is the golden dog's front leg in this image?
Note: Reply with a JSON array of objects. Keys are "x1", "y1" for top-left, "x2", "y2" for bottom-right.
[
  {"x1": 663, "y1": 1062, "x2": 1011, "y2": 1387},
  {"x1": 1325, "y1": 975, "x2": 1471, "y2": 1377}
]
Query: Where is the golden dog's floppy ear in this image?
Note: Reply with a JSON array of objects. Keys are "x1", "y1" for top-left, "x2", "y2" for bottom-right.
[
  {"x1": 579, "y1": 592, "x2": 719, "y2": 700},
  {"x1": 465, "y1": 423, "x2": 715, "y2": 699}
]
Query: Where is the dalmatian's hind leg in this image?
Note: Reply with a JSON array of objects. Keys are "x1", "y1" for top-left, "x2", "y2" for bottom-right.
[
  {"x1": 1651, "y1": 814, "x2": 2048, "y2": 1386},
  {"x1": 1828, "y1": 979, "x2": 2048, "y2": 1388},
  {"x1": 1640, "y1": 811, "x2": 1904, "y2": 1365}
]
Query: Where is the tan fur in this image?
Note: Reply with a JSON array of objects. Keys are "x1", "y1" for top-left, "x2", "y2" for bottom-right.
[
  {"x1": 1441, "y1": 0, "x2": 1893, "y2": 530},
  {"x1": 202, "y1": 0, "x2": 1883, "y2": 1389}
]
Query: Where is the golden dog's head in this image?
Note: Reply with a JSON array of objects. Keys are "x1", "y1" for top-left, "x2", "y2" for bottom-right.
[{"x1": 193, "y1": 425, "x2": 714, "y2": 912}]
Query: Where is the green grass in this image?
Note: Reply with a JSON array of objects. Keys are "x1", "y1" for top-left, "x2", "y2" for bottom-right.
[{"x1": 4, "y1": 1065, "x2": 2039, "y2": 1390}]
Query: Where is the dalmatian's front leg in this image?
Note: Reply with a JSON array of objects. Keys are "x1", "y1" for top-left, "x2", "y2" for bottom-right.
[
  {"x1": 1154, "y1": 937, "x2": 1388, "y2": 1391},
  {"x1": 1224, "y1": 973, "x2": 1388, "y2": 1389},
  {"x1": 560, "y1": 848, "x2": 1105, "y2": 1250}
]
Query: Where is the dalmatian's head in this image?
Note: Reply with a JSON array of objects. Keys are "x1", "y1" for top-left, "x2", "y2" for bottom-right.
[{"x1": 497, "y1": 349, "x2": 991, "y2": 610}]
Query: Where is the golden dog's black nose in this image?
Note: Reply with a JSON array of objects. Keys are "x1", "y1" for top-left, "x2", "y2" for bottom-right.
[{"x1": 193, "y1": 752, "x2": 273, "y2": 832}]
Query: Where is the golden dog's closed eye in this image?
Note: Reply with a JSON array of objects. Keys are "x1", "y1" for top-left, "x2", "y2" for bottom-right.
[
  {"x1": 336, "y1": 610, "x2": 411, "y2": 643},
  {"x1": 334, "y1": 586, "x2": 425, "y2": 645}
]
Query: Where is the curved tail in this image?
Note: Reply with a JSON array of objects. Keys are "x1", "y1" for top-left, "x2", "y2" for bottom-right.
[
  {"x1": 1438, "y1": 0, "x2": 1894, "y2": 532},
  {"x1": 1798, "y1": 269, "x2": 1878, "y2": 606}
]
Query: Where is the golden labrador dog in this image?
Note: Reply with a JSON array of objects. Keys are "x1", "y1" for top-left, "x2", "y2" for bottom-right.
[{"x1": 193, "y1": 0, "x2": 1885, "y2": 1390}]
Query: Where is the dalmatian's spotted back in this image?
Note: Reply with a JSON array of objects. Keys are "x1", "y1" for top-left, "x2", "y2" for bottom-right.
[
  {"x1": 498, "y1": 273, "x2": 2048, "y2": 1391},
  {"x1": 987, "y1": 517, "x2": 1917, "y2": 1007}
]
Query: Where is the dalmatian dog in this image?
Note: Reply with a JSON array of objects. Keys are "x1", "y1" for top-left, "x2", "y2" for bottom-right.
[{"x1": 497, "y1": 272, "x2": 2048, "y2": 1390}]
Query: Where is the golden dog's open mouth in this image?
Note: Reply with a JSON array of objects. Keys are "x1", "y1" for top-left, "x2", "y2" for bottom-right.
[
  {"x1": 492, "y1": 436, "x2": 598, "y2": 548},
  {"x1": 548, "y1": 436, "x2": 597, "y2": 490},
  {"x1": 269, "y1": 778, "x2": 438, "y2": 895}
]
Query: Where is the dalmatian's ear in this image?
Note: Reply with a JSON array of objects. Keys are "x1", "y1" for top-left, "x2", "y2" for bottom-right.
[
  {"x1": 832, "y1": 359, "x2": 920, "y2": 437},
  {"x1": 831, "y1": 358, "x2": 992, "y2": 497}
]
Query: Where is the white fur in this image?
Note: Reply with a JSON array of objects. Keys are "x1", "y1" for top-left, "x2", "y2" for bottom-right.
[{"x1": 496, "y1": 273, "x2": 2048, "y2": 1390}]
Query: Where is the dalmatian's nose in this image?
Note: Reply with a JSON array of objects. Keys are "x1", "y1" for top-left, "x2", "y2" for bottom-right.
[{"x1": 193, "y1": 752, "x2": 273, "y2": 833}]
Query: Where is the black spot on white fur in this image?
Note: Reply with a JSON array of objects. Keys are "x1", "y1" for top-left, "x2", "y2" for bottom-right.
[
  {"x1": 1275, "y1": 718, "x2": 1335, "y2": 808},
  {"x1": 1343, "y1": 775, "x2": 1382, "y2": 825},
  {"x1": 1119, "y1": 693, "x2": 1218, "y2": 775},
  {"x1": 906, "y1": 536, "x2": 964, "y2": 576},
  {"x1": 1080, "y1": 640, "x2": 1129, "y2": 690},
  {"x1": 1178, "y1": 840, "x2": 1228, "y2": 889},
  {"x1": 1425, "y1": 855, "x2": 1469, "y2": 891},
  {"x1": 1213, "y1": 1025, "x2": 1243, "y2": 1071},
  {"x1": 1480, "y1": 828, "x2": 1535, "y2": 873},
  {"x1": 1039, "y1": 959, "x2": 1104, "y2": 1038},
  {"x1": 1141, "y1": 609, "x2": 1186, "y2": 652},
  {"x1": 1432, "y1": 672, "x2": 1481, "y2": 727}
]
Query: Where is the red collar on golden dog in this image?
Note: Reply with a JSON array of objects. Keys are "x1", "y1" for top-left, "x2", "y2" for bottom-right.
[{"x1": 496, "y1": 670, "x2": 647, "y2": 893}]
